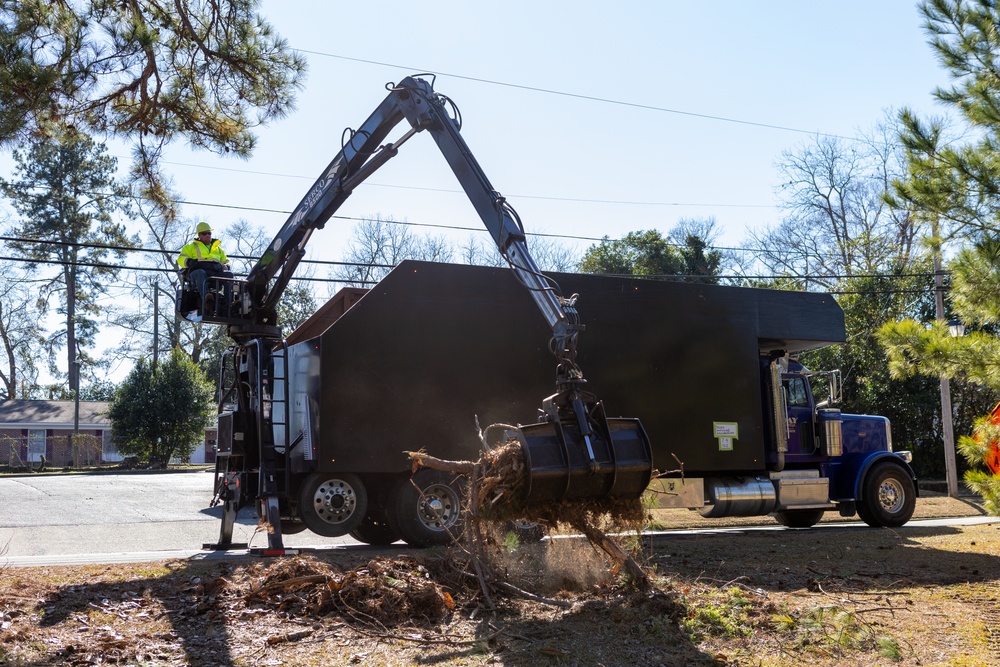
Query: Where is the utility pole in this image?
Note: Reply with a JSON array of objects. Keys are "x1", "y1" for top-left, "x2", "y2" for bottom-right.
[
  {"x1": 933, "y1": 254, "x2": 960, "y2": 499},
  {"x1": 152, "y1": 281, "x2": 159, "y2": 370},
  {"x1": 73, "y1": 355, "x2": 81, "y2": 436}
]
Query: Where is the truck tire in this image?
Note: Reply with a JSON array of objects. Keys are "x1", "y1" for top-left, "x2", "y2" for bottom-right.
[
  {"x1": 349, "y1": 508, "x2": 400, "y2": 546},
  {"x1": 858, "y1": 461, "x2": 916, "y2": 527},
  {"x1": 279, "y1": 519, "x2": 308, "y2": 535},
  {"x1": 386, "y1": 469, "x2": 464, "y2": 548},
  {"x1": 773, "y1": 508, "x2": 826, "y2": 528},
  {"x1": 297, "y1": 472, "x2": 368, "y2": 537}
]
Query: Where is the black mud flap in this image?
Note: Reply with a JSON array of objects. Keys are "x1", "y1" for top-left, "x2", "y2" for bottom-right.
[{"x1": 517, "y1": 410, "x2": 652, "y2": 505}]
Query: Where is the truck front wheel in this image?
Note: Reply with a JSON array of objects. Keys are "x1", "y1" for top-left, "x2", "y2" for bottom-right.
[
  {"x1": 298, "y1": 472, "x2": 368, "y2": 537},
  {"x1": 858, "y1": 462, "x2": 916, "y2": 527},
  {"x1": 386, "y1": 469, "x2": 464, "y2": 547}
]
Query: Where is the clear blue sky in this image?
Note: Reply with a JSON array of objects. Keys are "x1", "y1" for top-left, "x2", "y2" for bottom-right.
[
  {"x1": 0, "y1": 1, "x2": 957, "y2": 386},
  {"x1": 159, "y1": 0, "x2": 949, "y2": 266}
]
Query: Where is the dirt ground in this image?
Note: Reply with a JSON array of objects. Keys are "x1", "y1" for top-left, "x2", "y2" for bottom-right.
[{"x1": 1, "y1": 494, "x2": 997, "y2": 667}]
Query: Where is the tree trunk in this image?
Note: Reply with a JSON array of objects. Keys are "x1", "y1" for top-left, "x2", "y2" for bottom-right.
[{"x1": 0, "y1": 301, "x2": 16, "y2": 398}]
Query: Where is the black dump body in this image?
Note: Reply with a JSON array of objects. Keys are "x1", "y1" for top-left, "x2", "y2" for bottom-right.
[{"x1": 306, "y1": 261, "x2": 844, "y2": 476}]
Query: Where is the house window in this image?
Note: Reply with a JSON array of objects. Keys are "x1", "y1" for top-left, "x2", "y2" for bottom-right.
[{"x1": 27, "y1": 429, "x2": 46, "y2": 462}]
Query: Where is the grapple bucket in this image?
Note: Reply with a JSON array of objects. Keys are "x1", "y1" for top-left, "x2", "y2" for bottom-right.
[{"x1": 516, "y1": 407, "x2": 653, "y2": 505}]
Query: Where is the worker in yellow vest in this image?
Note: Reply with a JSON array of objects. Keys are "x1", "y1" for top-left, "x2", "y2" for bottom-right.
[{"x1": 177, "y1": 222, "x2": 233, "y2": 322}]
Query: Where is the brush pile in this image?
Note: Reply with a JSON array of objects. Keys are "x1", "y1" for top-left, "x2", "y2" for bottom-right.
[{"x1": 241, "y1": 555, "x2": 455, "y2": 626}]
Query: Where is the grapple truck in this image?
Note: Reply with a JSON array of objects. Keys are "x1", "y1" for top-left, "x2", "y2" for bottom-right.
[
  {"x1": 186, "y1": 76, "x2": 653, "y2": 552},
  {"x1": 186, "y1": 75, "x2": 916, "y2": 552}
]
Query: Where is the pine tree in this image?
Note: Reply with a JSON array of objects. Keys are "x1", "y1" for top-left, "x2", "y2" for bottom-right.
[
  {"x1": 0, "y1": 0, "x2": 306, "y2": 208},
  {"x1": 878, "y1": 0, "x2": 1000, "y2": 511},
  {"x1": 0, "y1": 123, "x2": 133, "y2": 392}
]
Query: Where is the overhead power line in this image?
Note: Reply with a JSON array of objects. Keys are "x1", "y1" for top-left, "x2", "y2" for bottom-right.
[
  {"x1": 0, "y1": 232, "x2": 947, "y2": 290},
  {"x1": 1, "y1": 183, "x2": 778, "y2": 253},
  {"x1": 296, "y1": 50, "x2": 855, "y2": 142},
  {"x1": 0, "y1": 180, "x2": 850, "y2": 259},
  {"x1": 0, "y1": 231, "x2": 948, "y2": 280},
  {"x1": 156, "y1": 158, "x2": 778, "y2": 210},
  {"x1": 0, "y1": 253, "x2": 945, "y2": 295}
]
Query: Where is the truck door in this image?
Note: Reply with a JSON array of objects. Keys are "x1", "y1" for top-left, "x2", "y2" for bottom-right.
[{"x1": 783, "y1": 375, "x2": 816, "y2": 456}]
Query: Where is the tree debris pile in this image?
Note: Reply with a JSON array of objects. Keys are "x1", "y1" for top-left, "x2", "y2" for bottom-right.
[
  {"x1": 240, "y1": 555, "x2": 455, "y2": 627},
  {"x1": 1, "y1": 503, "x2": 995, "y2": 666},
  {"x1": 408, "y1": 436, "x2": 654, "y2": 593}
]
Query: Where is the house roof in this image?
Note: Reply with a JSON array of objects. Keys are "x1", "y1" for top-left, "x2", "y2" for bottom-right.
[{"x1": 0, "y1": 400, "x2": 111, "y2": 428}]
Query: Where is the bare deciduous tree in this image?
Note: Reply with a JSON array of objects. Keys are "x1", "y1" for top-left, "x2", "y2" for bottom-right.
[
  {"x1": 0, "y1": 264, "x2": 43, "y2": 399},
  {"x1": 333, "y1": 216, "x2": 457, "y2": 288},
  {"x1": 742, "y1": 112, "x2": 920, "y2": 289},
  {"x1": 459, "y1": 233, "x2": 577, "y2": 272}
]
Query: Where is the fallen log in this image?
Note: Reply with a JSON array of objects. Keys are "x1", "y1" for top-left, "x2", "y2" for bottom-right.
[{"x1": 406, "y1": 450, "x2": 475, "y2": 476}]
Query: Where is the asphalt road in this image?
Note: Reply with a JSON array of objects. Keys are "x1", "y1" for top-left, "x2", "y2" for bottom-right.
[
  {"x1": 0, "y1": 470, "x2": 358, "y2": 566},
  {"x1": 3, "y1": 470, "x2": 997, "y2": 569}
]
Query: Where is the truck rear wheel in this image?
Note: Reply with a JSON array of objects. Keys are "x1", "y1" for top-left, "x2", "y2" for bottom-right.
[
  {"x1": 858, "y1": 461, "x2": 916, "y2": 527},
  {"x1": 774, "y1": 508, "x2": 826, "y2": 528},
  {"x1": 298, "y1": 472, "x2": 368, "y2": 537},
  {"x1": 279, "y1": 519, "x2": 308, "y2": 535},
  {"x1": 350, "y1": 508, "x2": 400, "y2": 546},
  {"x1": 386, "y1": 469, "x2": 464, "y2": 548}
]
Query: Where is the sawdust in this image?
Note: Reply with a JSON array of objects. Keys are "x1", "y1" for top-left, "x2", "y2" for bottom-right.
[{"x1": 499, "y1": 535, "x2": 617, "y2": 594}]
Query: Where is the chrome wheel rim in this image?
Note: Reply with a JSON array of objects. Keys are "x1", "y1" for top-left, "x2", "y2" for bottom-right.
[
  {"x1": 877, "y1": 477, "x2": 905, "y2": 514},
  {"x1": 416, "y1": 483, "x2": 460, "y2": 532},
  {"x1": 312, "y1": 479, "x2": 358, "y2": 525}
]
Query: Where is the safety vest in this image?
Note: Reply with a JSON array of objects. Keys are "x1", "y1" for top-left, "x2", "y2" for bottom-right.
[{"x1": 177, "y1": 238, "x2": 228, "y2": 269}]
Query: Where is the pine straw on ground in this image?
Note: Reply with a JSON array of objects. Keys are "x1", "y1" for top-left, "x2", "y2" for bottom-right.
[{"x1": 2, "y1": 521, "x2": 999, "y2": 666}]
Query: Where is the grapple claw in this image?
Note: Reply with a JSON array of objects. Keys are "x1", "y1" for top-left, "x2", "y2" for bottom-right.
[{"x1": 515, "y1": 399, "x2": 652, "y2": 505}]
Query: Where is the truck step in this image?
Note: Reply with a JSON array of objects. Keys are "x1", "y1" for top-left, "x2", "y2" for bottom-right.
[{"x1": 775, "y1": 475, "x2": 831, "y2": 508}]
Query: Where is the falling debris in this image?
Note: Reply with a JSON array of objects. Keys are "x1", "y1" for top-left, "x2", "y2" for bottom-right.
[{"x1": 407, "y1": 436, "x2": 654, "y2": 594}]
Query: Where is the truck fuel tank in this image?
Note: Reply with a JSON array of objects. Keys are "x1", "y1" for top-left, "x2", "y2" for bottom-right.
[{"x1": 699, "y1": 476, "x2": 778, "y2": 517}]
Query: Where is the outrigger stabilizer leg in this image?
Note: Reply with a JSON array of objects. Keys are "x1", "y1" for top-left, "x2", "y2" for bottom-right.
[{"x1": 203, "y1": 470, "x2": 248, "y2": 550}]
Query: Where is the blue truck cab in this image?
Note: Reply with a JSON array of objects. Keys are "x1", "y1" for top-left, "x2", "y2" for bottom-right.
[
  {"x1": 773, "y1": 357, "x2": 917, "y2": 527},
  {"x1": 656, "y1": 353, "x2": 917, "y2": 529}
]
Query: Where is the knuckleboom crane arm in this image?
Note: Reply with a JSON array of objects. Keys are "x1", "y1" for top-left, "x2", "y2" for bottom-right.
[{"x1": 236, "y1": 76, "x2": 579, "y2": 368}]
